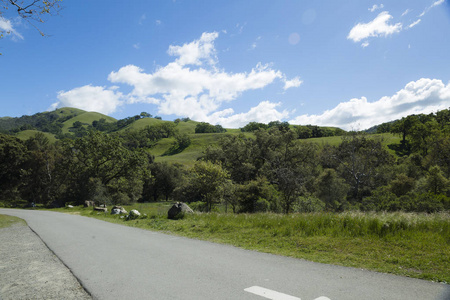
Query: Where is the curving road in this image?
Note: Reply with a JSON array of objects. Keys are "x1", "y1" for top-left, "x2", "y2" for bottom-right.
[{"x1": 1, "y1": 209, "x2": 448, "y2": 300}]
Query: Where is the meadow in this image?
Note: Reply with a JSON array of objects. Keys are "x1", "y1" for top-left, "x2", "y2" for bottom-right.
[{"x1": 50, "y1": 203, "x2": 450, "y2": 283}]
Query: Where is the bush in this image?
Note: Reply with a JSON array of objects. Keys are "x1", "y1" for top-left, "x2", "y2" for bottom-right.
[
  {"x1": 294, "y1": 196, "x2": 325, "y2": 213},
  {"x1": 189, "y1": 201, "x2": 209, "y2": 212},
  {"x1": 411, "y1": 193, "x2": 445, "y2": 213}
]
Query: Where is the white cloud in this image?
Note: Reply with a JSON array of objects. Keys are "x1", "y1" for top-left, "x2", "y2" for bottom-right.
[
  {"x1": 290, "y1": 78, "x2": 450, "y2": 130},
  {"x1": 0, "y1": 17, "x2": 23, "y2": 40},
  {"x1": 167, "y1": 32, "x2": 219, "y2": 66},
  {"x1": 368, "y1": 4, "x2": 384, "y2": 12},
  {"x1": 361, "y1": 41, "x2": 370, "y2": 48},
  {"x1": 51, "y1": 85, "x2": 123, "y2": 115},
  {"x1": 207, "y1": 101, "x2": 291, "y2": 128},
  {"x1": 431, "y1": 0, "x2": 445, "y2": 8},
  {"x1": 283, "y1": 77, "x2": 303, "y2": 90},
  {"x1": 55, "y1": 32, "x2": 299, "y2": 121},
  {"x1": 155, "y1": 20, "x2": 161, "y2": 25},
  {"x1": 249, "y1": 36, "x2": 262, "y2": 50},
  {"x1": 108, "y1": 32, "x2": 293, "y2": 120},
  {"x1": 401, "y1": 9, "x2": 411, "y2": 17},
  {"x1": 409, "y1": 19, "x2": 421, "y2": 28},
  {"x1": 419, "y1": 0, "x2": 445, "y2": 18},
  {"x1": 348, "y1": 11, "x2": 402, "y2": 44},
  {"x1": 133, "y1": 43, "x2": 140, "y2": 49}
]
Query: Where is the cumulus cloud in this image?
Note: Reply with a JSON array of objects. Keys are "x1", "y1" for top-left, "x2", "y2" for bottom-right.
[
  {"x1": 350, "y1": 1, "x2": 445, "y2": 47},
  {"x1": 0, "y1": 17, "x2": 23, "y2": 40},
  {"x1": 52, "y1": 32, "x2": 300, "y2": 121},
  {"x1": 167, "y1": 32, "x2": 219, "y2": 66},
  {"x1": 107, "y1": 32, "x2": 297, "y2": 120},
  {"x1": 348, "y1": 11, "x2": 402, "y2": 43},
  {"x1": 50, "y1": 85, "x2": 123, "y2": 115},
  {"x1": 369, "y1": 4, "x2": 384, "y2": 12},
  {"x1": 206, "y1": 101, "x2": 291, "y2": 128},
  {"x1": 283, "y1": 77, "x2": 303, "y2": 90},
  {"x1": 290, "y1": 78, "x2": 450, "y2": 130}
]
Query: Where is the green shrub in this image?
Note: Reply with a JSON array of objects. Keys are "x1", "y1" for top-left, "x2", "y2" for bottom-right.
[
  {"x1": 294, "y1": 196, "x2": 325, "y2": 213},
  {"x1": 412, "y1": 193, "x2": 445, "y2": 213}
]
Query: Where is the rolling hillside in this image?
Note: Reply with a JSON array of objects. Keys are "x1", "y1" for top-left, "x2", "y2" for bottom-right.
[
  {"x1": 62, "y1": 111, "x2": 116, "y2": 134},
  {"x1": 0, "y1": 107, "x2": 408, "y2": 165}
]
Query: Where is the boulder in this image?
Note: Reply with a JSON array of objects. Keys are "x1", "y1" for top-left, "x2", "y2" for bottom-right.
[
  {"x1": 168, "y1": 202, "x2": 194, "y2": 220},
  {"x1": 93, "y1": 207, "x2": 107, "y2": 212},
  {"x1": 126, "y1": 209, "x2": 141, "y2": 220},
  {"x1": 67, "y1": 205, "x2": 74, "y2": 208},
  {"x1": 84, "y1": 200, "x2": 95, "y2": 207},
  {"x1": 111, "y1": 206, "x2": 127, "y2": 215}
]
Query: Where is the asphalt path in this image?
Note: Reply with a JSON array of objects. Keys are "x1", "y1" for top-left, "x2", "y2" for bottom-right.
[{"x1": 1, "y1": 209, "x2": 448, "y2": 300}]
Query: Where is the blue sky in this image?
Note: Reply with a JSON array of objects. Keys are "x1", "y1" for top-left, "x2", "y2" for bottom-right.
[{"x1": 1, "y1": 0, "x2": 449, "y2": 130}]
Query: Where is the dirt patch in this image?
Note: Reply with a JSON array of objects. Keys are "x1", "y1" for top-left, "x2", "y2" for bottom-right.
[{"x1": 0, "y1": 223, "x2": 91, "y2": 300}]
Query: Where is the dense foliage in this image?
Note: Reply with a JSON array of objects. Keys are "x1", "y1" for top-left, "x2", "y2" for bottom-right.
[
  {"x1": 195, "y1": 122, "x2": 226, "y2": 133},
  {"x1": 1, "y1": 108, "x2": 449, "y2": 213}
]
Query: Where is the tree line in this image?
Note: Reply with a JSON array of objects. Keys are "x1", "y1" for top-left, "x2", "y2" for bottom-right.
[{"x1": 1, "y1": 110, "x2": 449, "y2": 213}]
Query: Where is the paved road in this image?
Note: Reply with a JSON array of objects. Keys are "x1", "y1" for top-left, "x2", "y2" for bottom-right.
[{"x1": 1, "y1": 209, "x2": 448, "y2": 300}]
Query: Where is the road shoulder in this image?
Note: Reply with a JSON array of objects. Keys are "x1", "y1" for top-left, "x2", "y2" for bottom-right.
[{"x1": 0, "y1": 222, "x2": 91, "y2": 300}]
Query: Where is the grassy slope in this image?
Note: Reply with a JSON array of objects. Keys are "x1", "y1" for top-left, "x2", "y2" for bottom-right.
[
  {"x1": 15, "y1": 130, "x2": 57, "y2": 142},
  {"x1": 155, "y1": 132, "x2": 402, "y2": 165},
  {"x1": 51, "y1": 205, "x2": 450, "y2": 283},
  {"x1": 304, "y1": 133, "x2": 402, "y2": 155},
  {"x1": 62, "y1": 112, "x2": 117, "y2": 134}
]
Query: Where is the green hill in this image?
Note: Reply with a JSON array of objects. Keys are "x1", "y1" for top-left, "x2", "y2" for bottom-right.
[
  {"x1": 1, "y1": 107, "x2": 408, "y2": 166},
  {"x1": 62, "y1": 111, "x2": 116, "y2": 134}
]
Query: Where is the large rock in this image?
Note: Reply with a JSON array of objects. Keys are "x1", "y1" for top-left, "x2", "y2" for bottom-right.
[
  {"x1": 111, "y1": 206, "x2": 128, "y2": 215},
  {"x1": 168, "y1": 202, "x2": 194, "y2": 220},
  {"x1": 84, "y1": 200, "x2": 95, "y2": 207},
  {"x1": 126, "y1": 209, "x2": 141, "y2": 220}
]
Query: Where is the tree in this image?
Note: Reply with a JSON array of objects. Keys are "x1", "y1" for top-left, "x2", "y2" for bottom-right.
[
  {"x1": 0, "y1": 0, "x2": 61, "y2": 41},
  {"x1": 22, "y1": 132, "x2": 65, "y2": 206},
  {"x1": 190, "y1": 161, "x2": 229, "y2": 212},
  {"x1": 72, "y1": 121, "x2": 82, "y2": 128},
  {"x1": 391, "y1": 115, "x2": 418, "y2": 144},
  {"x1": 333, "y1": 134, "x2": 393, "y2": 202},
  {"x1": 237, "y1": 177, "x2": 277, "y2": 213},
  {"x1": 61, "y1": 131, "x2": 148, "y2": 205},
  {"x1": 389, "y1": 173, "x2": 416, "y2": 197},
  {"x1": 255, "y1": 128, "x2": 318, "y2": 213},
  {"x1": 140, "y1": 112, "x2": 152, "y2": 118},
  {"x1": 143, "y1": 162, "x2": 182, "y2": 201},
  {"x1": 416, "y1": 165, "x2": 449, "y2": 195},
  {"x1": 163, "y1": 133, "x2": 191, "y2": 155},
  {"x1": 0, "y1": 133, "x2": 29, "y2": 205},
  {"x1": 240, "y1": 122, "x2": 268, "y2": 132},
  {"x1": 203, "y1": 134, "x2": 257, "y2": 184},
  {"x1": 314, "y1": 169, "x2": 349, "y2": 211}
]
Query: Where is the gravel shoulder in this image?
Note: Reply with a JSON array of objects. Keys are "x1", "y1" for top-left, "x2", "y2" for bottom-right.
[{"x1": 0, "y1": 222, "x2": 91, "y2": 300}]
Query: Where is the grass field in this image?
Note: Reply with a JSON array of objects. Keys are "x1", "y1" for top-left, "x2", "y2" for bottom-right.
[
  {"x1": 15, "y1": 130, "x2": 57, "y2": 142},
  {"x1": 61, "y1": 111, "x2": 117, "y2": 134},
  {"x1": 51, "y1": 204, "x2": 450, "y2": 283},
  {"x1": 0, "y1": 214, "x2": 25, "y2": 229}
]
